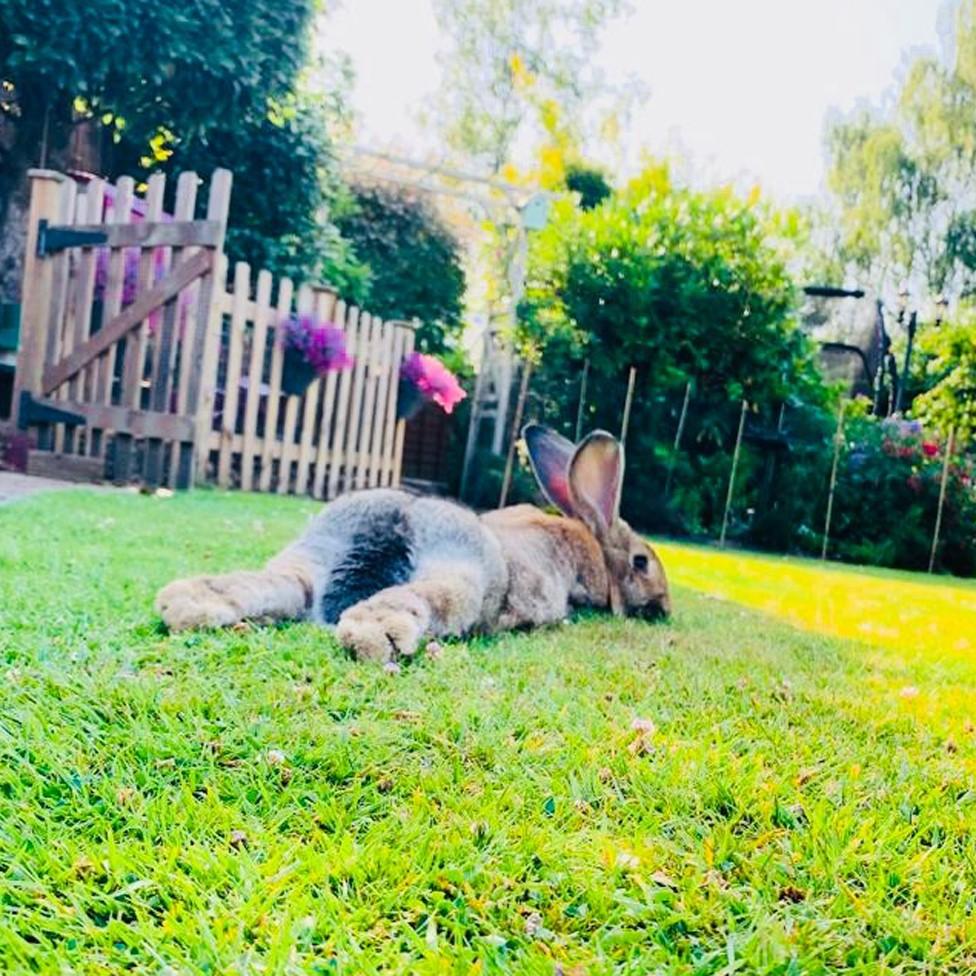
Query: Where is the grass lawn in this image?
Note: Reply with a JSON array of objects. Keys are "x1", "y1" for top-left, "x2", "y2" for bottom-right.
[{"x1": 2, "y1": 489, "x2": 976, "y2": 974}]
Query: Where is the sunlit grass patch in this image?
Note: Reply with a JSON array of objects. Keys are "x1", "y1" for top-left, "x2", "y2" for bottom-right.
[{"x1": 655, "y1": 540, "x2": 976, "y2": 659}]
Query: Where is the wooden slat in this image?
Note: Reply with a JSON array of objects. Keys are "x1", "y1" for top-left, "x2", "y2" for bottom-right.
[
  {"x1": 381, "y1": 325, "x2": 408, "y2": 486},
  {"x1": 168, "y1": 174, "x2": 211, "y2": 481},
  {"x1": 121, "y1": 172, "x2": 165, "y2": 409},
  {"x1": 312, "y1": 296, "x2": 346, "y2": 499},
  {"x1": 47, "y1": 179, "x2": 79, "y2": 452},
  {"x1": 57, "y1": 187, "x2": 87, "y2": 393},
  {"x1": 369, "y1": 320, "x2": 397, "y2": 487},
  {"x1": 42, "y1": 219, "x2": 222, "y2": 250},
  {"x1": 54, "y1": 188, "x2": 89, "y2": 453},
  {"x1": 342, "y1": 312, "x2": 373, "y2": 493},
  {"x1": 43, "y1": 179, "x2": 79, "y2": 372},
  {"x1": 240, "y1": 269, "x2": 273, "y2": 492},
  {"x1": 295, "y1": 287, "x2": 338, "y2": 495},
  {"x1": 41, "y1": 249, "x2": 214, "y2": 393},
  {"x1": 325, "y1": 304, "x2": 359, "y2": 500},
  {"x1": 356, "y1": 317, "x2": 384, "y2": 489},
  {"x1": 145, "y1": 172, "x2": 198, "y2": 486},
  {"x1": 294, "y1": 377, "x2": 321, "y2": 495},
  {"x1": 258, "y1": 277, "x2": 293, "y2": 492},
  {"x1": 96, "y1": 176, "x2": 134, "y2": 405},
  {"x1": 216, "y1": 261, "x2": 250, "y2": 487},
  {"x1": 187, "y1": 168, "x2": 233, "y2": 486},
  {"x1": 276, "y1": 283, "x2": 313, "y2": 494},
  {"x1": 115, "y1": 173, "x2": 166, "y2": 484},
  {"x1": 70, "y1": 178, "x2": 104, "y2": 404},
  {"x1": 150, "y1": 172, "x2": 197, "y2": 414}
]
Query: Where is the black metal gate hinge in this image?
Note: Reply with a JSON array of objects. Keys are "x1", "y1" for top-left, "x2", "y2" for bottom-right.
[
  {"x1": 36, "y1": 219, "x2": 108, "y2": 257},
  {"x1": 17, "y1": 391, "x2": 85, "y2": 431}
]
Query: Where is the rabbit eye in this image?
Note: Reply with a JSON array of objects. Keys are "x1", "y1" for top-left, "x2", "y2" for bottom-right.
[{"x1": 632, "y1": 554, "x2": 649, "y2": 572}]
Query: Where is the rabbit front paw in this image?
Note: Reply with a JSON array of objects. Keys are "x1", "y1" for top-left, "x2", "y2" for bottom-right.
[{"x1": 335, "y1": 600, "x2": 427, "y2": 663}]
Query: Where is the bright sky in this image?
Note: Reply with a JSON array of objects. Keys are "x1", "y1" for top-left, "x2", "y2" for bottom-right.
[{"x1": 325, "y1": 0, "x2": 951, "y2": 203}]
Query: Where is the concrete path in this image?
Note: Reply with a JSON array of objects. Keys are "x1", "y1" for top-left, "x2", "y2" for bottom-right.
[{"x1": 0, "y1": 471, "x2": 105, "y2": 505}]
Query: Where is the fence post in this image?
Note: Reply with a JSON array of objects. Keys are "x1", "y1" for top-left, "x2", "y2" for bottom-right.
[
  {"x1": 574, "y1": 358, "x2": 590, "y2": 442},
  {"x1": 720, "y1": 399, "x2": 748, "y2": 548},
  {"x1": 11, "y1": 169, "x2": 69, "y2": 426},
  {"x1": 620, "y1": 365, "x2": 637, "y2": 444},
  {"x1": 664, "y1": 379, "x2": 692, "y2": 499},
  {"x1": 928, "y1": 427, "x2": 956, "y2": 574},
  {"x1": 821, "y1": 399, "x2": 847, "y2": 560}
]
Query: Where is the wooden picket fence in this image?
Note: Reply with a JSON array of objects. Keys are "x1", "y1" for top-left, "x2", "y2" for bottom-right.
[
  {"x1": 204, "y1": 265, "x2": 414, "y2": 495},
  {"x1": 9, "y1": 167, "x2": 415, "y2": 497}
]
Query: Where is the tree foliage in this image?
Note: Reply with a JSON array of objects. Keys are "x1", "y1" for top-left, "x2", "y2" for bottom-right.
[
  {"x1": 516, "y1": 162, "x2": 828, "y2": 539},
  {"x1": 520, "y1": 162, "x2": 818, "y2": 402},
  {"x1": 563, "y1": 161, "x2": 612, "y2": 210},
  {"x1": 334, "y1": 183, "x2": 466, "y2": 355},
  {"x1": 430, "y1": 0, "x2": 630, "y2": 172},
  {"x1": 0, "y1": 0, "x2": 366, "y2": 300},
  {"x1": 912, "y1": 314, "x2": 976, "y2": 443},
  {"x1": 119, "y1": 87, "x2": 370, "y2": 302},
  {"x1": 0, "y1": 0, "x2": 313, "y2": 183},
  {"x1": 822, "y1": 0, "x2": 976, "y2": 300}
]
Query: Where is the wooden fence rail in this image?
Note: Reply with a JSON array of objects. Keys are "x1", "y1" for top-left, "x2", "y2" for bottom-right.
[{"x1": 9, "y1": 167, "x2": 415, "y2": 498}]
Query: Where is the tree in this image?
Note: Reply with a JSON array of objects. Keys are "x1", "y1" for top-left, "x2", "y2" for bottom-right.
[
  {"x1": 520, "y1": 163, "x2": 816, "y2": 401},
  {"x1": 912, "y1": 314, "x2": 976, "y2": 443},
  {"x1": 518, "y1": 162, "x2": 827, "y2": 538},
  {"x1": 334, "y1": 183, "x2": 466, "y2": 355},
  {"x1": 822, "y1": 0, "x2": 976, "y2": 301},
  {"x1": 119, "y1": 87, "x2": 370, "y2": 303},
  {"x1": 430, "y1": 0, "x2": 630, "y2": 173},
  {"x1": 0, "y1": 0, "x2": 315, "y2": 300}
]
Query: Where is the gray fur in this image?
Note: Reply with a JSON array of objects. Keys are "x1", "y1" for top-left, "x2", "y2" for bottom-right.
[{"x1": 278, "y1": 489, "x2": 507, "y2": 628}]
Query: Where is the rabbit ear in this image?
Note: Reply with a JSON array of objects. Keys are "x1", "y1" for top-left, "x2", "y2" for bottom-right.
[
  {"x1": 523, "y1": 423, "x2": 576, "y2": 517},
  {"x1": 568, "y1": 431, "x2": 624, "y2": 537}
]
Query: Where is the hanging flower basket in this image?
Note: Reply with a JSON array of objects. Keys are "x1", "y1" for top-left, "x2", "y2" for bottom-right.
[
  {"x1": 278, "y1": 313, "x2": 353, "y2": 397},
  {"x1": 281, "y1": 348, "x2": 320, "y2": 396},
  {"x1": 398, "y1": 352, "x2": 466, "y2": 419},
  {"x1": 396, "y1": 375, "x2": 428, "y2": 420}
]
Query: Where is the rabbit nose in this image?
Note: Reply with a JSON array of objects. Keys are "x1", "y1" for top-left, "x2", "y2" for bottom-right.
[{"x1": 631, "y1": 601, "x2": 667, "y2": 622}]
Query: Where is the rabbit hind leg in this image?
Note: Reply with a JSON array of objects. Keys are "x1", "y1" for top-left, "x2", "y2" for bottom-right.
[{"x1": 155, "y1": 550, "x2": 316, "y2": 632}]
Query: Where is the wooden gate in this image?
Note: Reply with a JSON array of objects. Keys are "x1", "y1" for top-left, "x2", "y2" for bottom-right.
[
  {"x1": 10, "y1": 166, "x2": 417, "y2": 497},
  {"x1": 12, "y1": 167, "x2": 231, "y2": 487}
]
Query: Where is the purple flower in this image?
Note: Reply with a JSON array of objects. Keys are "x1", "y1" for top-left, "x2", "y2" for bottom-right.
[{"x1": 280, "y1": 314, "x2": 353, "y2": 375}]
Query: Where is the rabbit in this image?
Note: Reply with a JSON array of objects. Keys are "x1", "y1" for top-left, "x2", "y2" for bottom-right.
[{"x1": 155, "y1": 424, "x2": 671, "y2": 661}]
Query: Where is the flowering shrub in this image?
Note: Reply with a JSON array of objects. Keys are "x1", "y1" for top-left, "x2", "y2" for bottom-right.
[
  {"x1": 400, "y1": 352, "x2": 466, "y2": 414},
  {"x1": 279, "y1": 314, "x2": 353, "y2": 374},
  {"x1": 827, "y1": 407, "x2": 976, "y2": 574}
]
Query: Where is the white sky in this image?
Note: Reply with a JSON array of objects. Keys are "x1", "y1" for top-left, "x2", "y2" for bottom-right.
[{"x1": 325, "y1": 0, "x2": 951, "y2": 203}]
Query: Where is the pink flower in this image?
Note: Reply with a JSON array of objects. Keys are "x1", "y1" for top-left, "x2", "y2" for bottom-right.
[
  {"x1": 922, "y1": 441, "x2": 939, "y2": 458},
  {"x1": 400, "y1": 352, "x2": 466, "y2": 414}
]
